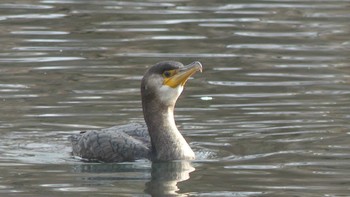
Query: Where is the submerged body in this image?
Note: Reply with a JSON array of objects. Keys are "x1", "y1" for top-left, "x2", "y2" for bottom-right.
[{"x1": 70, "y1": 61, "x2": 202, "y2": 162}]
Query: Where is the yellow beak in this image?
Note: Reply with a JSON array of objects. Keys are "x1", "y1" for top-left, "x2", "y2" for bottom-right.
[{"x1": 164, "y1": 61, "x2": 203, "y2": 88}]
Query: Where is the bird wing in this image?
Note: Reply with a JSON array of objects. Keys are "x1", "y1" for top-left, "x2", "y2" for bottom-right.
[{"x1": 70, "y1": 123, "x2": 151, "y2": 162}]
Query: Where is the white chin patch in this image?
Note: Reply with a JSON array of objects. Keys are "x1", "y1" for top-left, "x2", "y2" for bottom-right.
[{"x1": 159, "y1": 85, "x2": 183, "y2": 104}]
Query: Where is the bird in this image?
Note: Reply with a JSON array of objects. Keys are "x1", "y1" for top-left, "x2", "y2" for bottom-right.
[{"x1": 69, "y1": 61, "x2": 203, "y2": 162}]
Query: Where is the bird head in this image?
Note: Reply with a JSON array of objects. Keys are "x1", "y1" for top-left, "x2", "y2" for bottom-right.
[{"x1": 141, "y1": 61, "x2": 202, "y2": 107}]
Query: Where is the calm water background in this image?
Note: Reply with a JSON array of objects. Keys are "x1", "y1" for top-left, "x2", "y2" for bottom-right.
[{"x1": 1, "y1": 0, "x2": 350, "y2": 196}]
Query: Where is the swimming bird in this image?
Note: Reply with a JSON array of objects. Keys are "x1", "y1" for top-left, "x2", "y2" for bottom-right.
[{"x1": 70, "y1": 61, "x2": 203, "y2": 162}]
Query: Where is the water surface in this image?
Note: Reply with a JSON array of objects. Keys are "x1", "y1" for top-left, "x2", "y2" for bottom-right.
[{"x1": 1, "y1": 0, "x2": 350, "y2": 196}]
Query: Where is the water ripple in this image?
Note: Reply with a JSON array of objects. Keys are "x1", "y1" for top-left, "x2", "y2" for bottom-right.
[
  {"x1": 0, "y1": 3, "x2": 53, "y2": 9},
  {"x1": 76, "y1": 9, "x2": 197, "y2": 15},
  {"x1": 234, "y1": 31, "x2": 319, "y2": 38},
  {"x1": 1, "y1": 14, "x2": 66, "y2": 21},
  {"x1": 208, "y1": 80, "x2": 345, "y2": 87},
  {"x1": 93, "y1": 28, "x2": 168, "y2": 32},
  {"x1": 101, "y1": 18, "x2": 260, "y2": 25},
  {"x1": 13, "y1": 46, "x2": 109, "y2": 51},
  {"x1": 114, "y1": 53, "x2": 240, "y2": 58},
  {"x1": 11, "y1": 30, "x2": 69, "y2": 35},
  {"x1": 193, "y1": 93, "x2": 296, "y2": 98},
  {"x1": 227, "y1": 44, "x2": 345, "y2": 51},
  {"x1": 0, "y1": 57, "x2": 84, "y2": 63}
]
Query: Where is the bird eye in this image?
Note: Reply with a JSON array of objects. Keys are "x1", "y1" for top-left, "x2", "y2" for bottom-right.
[{"x1": 163, "y1": 70, "x2": 172, "y2": 78}]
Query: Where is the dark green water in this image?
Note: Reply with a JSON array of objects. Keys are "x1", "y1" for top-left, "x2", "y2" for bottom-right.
[{"x1": 1, "y1": 0, "x2": 350, "y2": 196}]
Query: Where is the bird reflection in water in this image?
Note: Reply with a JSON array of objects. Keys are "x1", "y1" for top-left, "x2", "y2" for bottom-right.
[
  {"x1": 69, "y1": 161, "x2": 195, "y2": 196},
  {"x1": 145, "y1": 161, "x2": 195, "y2": 196}
]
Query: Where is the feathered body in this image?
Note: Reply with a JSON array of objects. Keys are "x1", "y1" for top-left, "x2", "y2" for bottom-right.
[{"x1": 70, "y1": 61, "x2": 202, "y2": 162}]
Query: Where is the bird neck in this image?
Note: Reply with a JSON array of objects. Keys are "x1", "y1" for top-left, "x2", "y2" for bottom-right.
[{"x1": 142, "y1": 100, "x2": 195, "y2": 161}]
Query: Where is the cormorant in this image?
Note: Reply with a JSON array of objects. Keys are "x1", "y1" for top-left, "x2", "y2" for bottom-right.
[{"x1": 70, "y1": 61, "x2": 203, "y2": 162}]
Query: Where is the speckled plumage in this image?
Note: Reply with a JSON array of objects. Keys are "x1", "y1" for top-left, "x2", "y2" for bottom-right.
[{"x1": 69, "y1": 123, "x2": 151, "y2": 162}]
